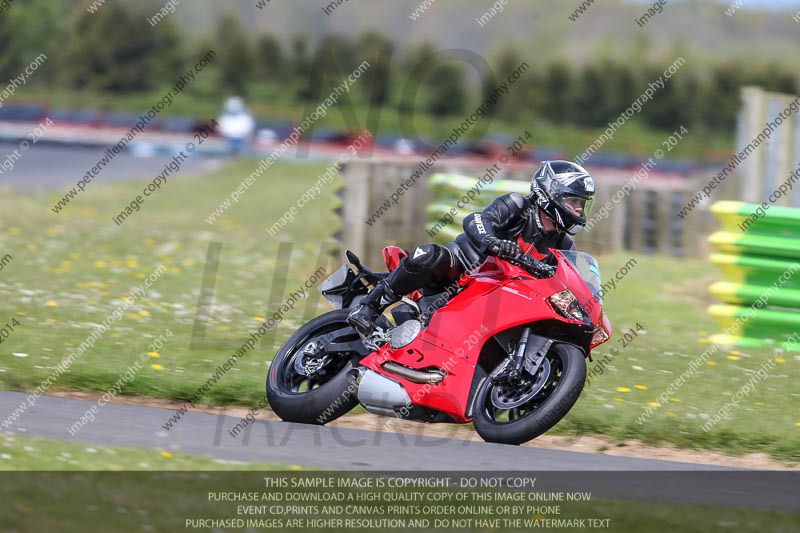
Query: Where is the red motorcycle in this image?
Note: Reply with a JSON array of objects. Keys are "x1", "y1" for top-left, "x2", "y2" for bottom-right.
[{"x1": 266, "y1": 246, "x2": 612, "y2": 445}]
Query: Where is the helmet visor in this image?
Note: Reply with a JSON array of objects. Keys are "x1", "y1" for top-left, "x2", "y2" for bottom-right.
[{"x1": 562, "y1": 195, "x2": 593, "y2": 218}]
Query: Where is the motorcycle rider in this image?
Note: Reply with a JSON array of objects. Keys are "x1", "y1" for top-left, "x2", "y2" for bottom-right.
[{"x1": 347, "y1": 160, "x2": 596, "y2": 338}]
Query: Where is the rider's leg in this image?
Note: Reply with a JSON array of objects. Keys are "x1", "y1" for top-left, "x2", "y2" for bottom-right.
[{"x1": 347, "y1": 243, "x2": 461, "y2": 337}]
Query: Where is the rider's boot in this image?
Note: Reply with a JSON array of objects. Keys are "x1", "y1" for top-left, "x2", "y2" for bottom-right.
[{"x1": 347, "y1": 280, "x2": 400, "y2": 338}]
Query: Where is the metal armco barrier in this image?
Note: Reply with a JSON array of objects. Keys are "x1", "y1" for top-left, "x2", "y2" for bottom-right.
[{"x1": 708, "y1": 201, "x2": 800, "y2": 351}]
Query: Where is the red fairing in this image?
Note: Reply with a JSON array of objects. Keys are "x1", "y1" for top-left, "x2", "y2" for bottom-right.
[
  {"x1": 359, "y1": 251, "x2": 609, "y2": 423},
  {"x1": 382, "y1": 246, "x2": 423, "y2": 301},
  {"x1": 549, "y1": 249, "x2": 604, "y2": 327},
  {"x1": 381, "y1": 246, "x2": 407, "y2": 271},
  {"x1": 597, "y1": 311, "x2": 613, "y2": 347}
]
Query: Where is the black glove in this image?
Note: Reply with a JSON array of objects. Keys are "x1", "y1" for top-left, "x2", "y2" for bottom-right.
[
  {"x1": 532, "y1": 260, "x2": 556, "y2": 278},
  {"x1": 481, "y1": 236, "x2": 522, "y2": 258},
  {"x1": 516, "y1": 254, "x2": 557, "y2": 278}
]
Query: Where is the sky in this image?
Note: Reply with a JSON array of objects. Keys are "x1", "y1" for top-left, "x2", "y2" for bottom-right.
[
  {"x1": 630, "y1": 0, "x2": 800, "y2": 10},
  {"x1": 720, "y1": 0, "x2": 800, "y2": 8}
]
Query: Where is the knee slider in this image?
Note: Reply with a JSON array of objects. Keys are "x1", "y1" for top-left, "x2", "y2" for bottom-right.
[{"x1": 405, "y1": 244, "x2": 439, "y2": 272}]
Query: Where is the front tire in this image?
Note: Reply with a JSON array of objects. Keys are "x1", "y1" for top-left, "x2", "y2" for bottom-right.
[
  {"x1": 473, "y1": 343, "x2": 586, "y2": 445},
  {"x1": 266, "y1": 309, "x2": 364, "y2": 425}
]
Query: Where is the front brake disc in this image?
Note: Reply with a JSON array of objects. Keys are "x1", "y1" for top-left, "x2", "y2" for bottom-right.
[{"x1": 490, "y1": 358, "x2": 551, "y2": 409}]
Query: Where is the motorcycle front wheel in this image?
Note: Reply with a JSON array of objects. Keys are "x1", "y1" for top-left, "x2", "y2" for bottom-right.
[
  {"x1": 266, "y1": 309, "x2": 364, "y2": 425},
  {"x1": 472, "y1": 343, "x2": 586, "y2": 445}
]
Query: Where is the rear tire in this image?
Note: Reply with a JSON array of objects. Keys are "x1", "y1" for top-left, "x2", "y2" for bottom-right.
[
  {"x1": 266, "y1": 309, "x2": 363, "y2": 425},
  {"x1": 472, "y1": 343, "x2": 586, "y2": 445}
]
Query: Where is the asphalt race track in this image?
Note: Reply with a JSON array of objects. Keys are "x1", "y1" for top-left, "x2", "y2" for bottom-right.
[
  {"x1": 0, "y1": 141, "x2": 221, "y2": 191},
  {"x1": 0, "y1": 390, "x2": 734, "y2": 471},
  {"x1": 6, "y1": 391, "x2": 800, "y2": 513}
]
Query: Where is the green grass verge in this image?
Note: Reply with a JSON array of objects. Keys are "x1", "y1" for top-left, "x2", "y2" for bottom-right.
[{"x1": 0, "y1": 160, "x2": 797, "y2": 462}]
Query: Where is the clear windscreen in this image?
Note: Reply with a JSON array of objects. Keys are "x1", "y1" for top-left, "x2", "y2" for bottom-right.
[{"x1": 559, "y1": 251, "x2": 603, "y2": 304}]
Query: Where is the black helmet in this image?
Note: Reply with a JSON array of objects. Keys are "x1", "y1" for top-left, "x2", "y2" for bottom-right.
[{"x1": 530, "y1": 160, "x2": 595, "y2": 235}]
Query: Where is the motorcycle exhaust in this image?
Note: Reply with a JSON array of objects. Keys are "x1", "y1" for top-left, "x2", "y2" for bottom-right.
[
  {"x1": 356, "y1": 369, "x2": 412, "y2": 417},
  {"x1": 382, "y1": 361, "x2": 445, "y2": 384}
]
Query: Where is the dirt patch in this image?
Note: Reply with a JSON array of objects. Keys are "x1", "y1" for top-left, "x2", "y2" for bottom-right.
[{"x1": 51, "y1": 390, "x2": 797, "y2": 471}]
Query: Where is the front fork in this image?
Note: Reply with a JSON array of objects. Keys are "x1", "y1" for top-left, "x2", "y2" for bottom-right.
[
  {"x1": 491, "y1": 327, "x2": 531, "y2": 384},
  {"x1": 493, "y1": 327, "x2": 552, "y2": 384},
  {"x1": 511, "y1": 327, "x2": 531, "y2": 376}
]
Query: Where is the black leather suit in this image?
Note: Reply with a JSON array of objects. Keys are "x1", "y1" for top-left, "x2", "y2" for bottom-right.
[{"x1": 383, "y1": 192, "x2": 575, "y2": 296}]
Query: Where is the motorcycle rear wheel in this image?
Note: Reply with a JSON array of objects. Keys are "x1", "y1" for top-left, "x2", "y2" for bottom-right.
[
  {"x1": 472, "y1": 343, "x2": 586, "y2": 445},
  {"x1": 266, "y1": 309, "x2": 363, "y2": 425}
]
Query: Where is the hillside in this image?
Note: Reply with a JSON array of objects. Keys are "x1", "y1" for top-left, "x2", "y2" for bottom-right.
[{"x1": 165, "y1": 0, "x2": 800, "y2": 68}]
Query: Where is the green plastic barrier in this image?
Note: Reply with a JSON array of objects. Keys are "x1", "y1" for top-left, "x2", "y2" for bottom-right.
[
  {"x1": 712, "y1": 200, "x2": 800, "y2": 236},
  {"x1": 710, "y1": 253, "x2": 800, "y2": 289},
  {"x1": 708, "y1": 304, "x2": 800, "y2": 350},
  {"x1": 709, "y1": 231, "x2": 800, "y2": 260},
  {"x1": 709, "y1": 281, "x2": 800, "y2": 309},
  {"x1": 708, "y1": 201, "x2": 800, "y2": 351}
]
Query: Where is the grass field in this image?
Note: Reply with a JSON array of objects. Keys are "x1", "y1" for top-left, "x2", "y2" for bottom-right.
[
  {"x1": 0, "y1": 159, "x2": 797, "y2": 462},
  {"x1": 0, "y1": 159, "x2": 338, "y2": 408}
]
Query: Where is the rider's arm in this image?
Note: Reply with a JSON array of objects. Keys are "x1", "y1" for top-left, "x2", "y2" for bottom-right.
[{"x1": 463, "y1": 193, "x2": 526, "y2": 249}]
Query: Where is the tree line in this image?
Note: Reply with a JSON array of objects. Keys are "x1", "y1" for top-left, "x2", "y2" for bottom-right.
[{"x1": 0, "y1": 1, "x2": 796, "y2": 134}]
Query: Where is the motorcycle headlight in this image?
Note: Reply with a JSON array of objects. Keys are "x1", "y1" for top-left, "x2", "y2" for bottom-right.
[
  {"x1": 591, "y1": 324, "x2": 610, "y2": 346},
  {"x1": 548, "y1": 289, "x2": 591, "y2": 324}
]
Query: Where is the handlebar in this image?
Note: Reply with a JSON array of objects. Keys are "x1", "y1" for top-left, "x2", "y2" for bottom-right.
[{"x1": 500, "y1": 253, "x2": 556, "y2": 279}]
